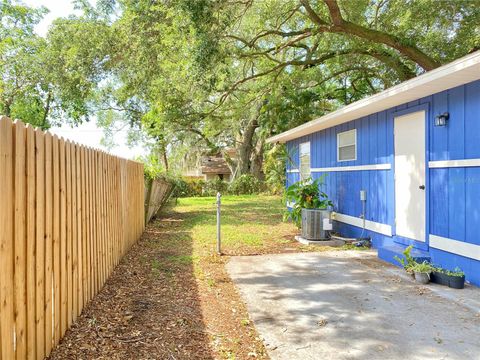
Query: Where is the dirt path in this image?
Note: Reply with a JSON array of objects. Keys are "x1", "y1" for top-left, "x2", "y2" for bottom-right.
[{"x1": 49, "y1": 196, "x2": 325, "y2": 359}]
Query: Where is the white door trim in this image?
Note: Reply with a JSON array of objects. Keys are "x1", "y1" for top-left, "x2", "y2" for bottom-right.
[{"x1": 394, "y1": 110, "x2": 426, "y2": 242}]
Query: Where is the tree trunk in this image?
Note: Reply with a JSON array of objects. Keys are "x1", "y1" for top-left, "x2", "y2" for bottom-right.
[
  {"x1": 250, "y1": 137, "x2": 265, "y2": 180},
  {"x1": 3, "y1": 99, "x2": 12, "y2": 117},
  {"x1": 159, "y1": 143, "x2": 169, "y2": 171},
  {"x1": 41, "y1": 92, "x2": 52, "y2": 130},
  {"x1": 237, "y1": 116, "x2": 258, "y2": 176}
]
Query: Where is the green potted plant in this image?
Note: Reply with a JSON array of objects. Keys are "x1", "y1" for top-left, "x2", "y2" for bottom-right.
[
  {"x1": 411, "y1": 261, "x2": 433, "y2": 284},
  {"x1": 394, "y1": 245, "x2": 416, "y2": 277},
  {"x1": 431, "y1": 267, "x2": 465, "y2": 289},
  {"x1": 283, "y1": 176, "x2": 333, "y2": 240}
]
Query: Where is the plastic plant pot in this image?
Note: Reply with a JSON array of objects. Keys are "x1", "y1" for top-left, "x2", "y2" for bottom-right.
[
  {"x1": 448, "y1": 275, "x2": 465, "y2": 289},
  {"x1": 414, "y1": 271, "x2": 430, "y2": 284},
  {"x1": 431, "y1": 271, "x2": 465, "y2": 289},
  {"x1": 430, "y1": 271, "x2": 449, "y2": 286}
]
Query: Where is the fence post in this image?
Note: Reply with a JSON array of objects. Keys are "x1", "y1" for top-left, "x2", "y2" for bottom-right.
[{"x1": 216, "y1": 192, "x2": 222, "y2": 255}]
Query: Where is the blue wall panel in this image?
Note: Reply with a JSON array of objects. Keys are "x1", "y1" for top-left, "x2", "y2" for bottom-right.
[
  {"x1": 465, "y1": 81, "x2": 480, "y2": 159},
  {"x1": 465, "y1": 167, "x2": 480, "y2": 246},
  {"x1": 286, "y1": 79, "x2": 480, "y2": 285},
  {"x1": 430, "y1": 249, "x2": 479, "y2": 285}
]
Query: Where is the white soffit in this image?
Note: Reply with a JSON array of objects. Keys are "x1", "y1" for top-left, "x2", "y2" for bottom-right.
[{"x1": 267, "y1": 51, "x2": 480, "y2": 144}]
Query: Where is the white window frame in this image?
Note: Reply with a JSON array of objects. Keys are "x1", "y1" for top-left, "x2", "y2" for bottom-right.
[
  {"x1": 337, "y1": 129, "x2": 357, "y2": 162},
  {"x1": 299, "y1": 142, "x2": 311, "y2": 180}
]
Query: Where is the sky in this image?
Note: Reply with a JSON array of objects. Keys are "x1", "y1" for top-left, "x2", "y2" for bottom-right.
[{"x1": 22, "y1": 0, "x2": 147, "y2": 160}]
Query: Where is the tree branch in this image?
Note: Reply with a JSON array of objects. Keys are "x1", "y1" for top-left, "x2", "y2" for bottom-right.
[{"x1": 298, "y1": 0, "x2": 441, "y2": 70}]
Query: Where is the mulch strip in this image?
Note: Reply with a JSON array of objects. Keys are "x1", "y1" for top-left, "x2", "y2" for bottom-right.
[{"x1": 49, "y1": 202, "x2": 334, "y2": 359}]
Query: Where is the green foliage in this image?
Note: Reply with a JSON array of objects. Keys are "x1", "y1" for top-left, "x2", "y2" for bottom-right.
[
  {"x1": 0, "y1": 0, "x2": 113, "y2": 128},
  {"x1": 171, "y1": 178, "x2": 229, "y2": 198},
  {"x1": 411, "y1": 261, "x2": 433, "y2": 274},
  {"x1": 394, "y1": 245, "x2": 416, "y2": 273},
  {"x1": 263, "y1": 144, "x2": 287, "y2": 195},
  {"x1": 228, "y1": 174, "x2": 263, "y2": 195},
  {"x1": 202, "y1": 178, "x2": 229, "y2": 197},
  {"x1": 394, "y1": 246, "x2": 437, "y2": 275},
  {"x1": 3, "y1": 0, "x2": 478, "y2": 182},
  {"x1": 172, "y1": 178, "x2": 204, "y2": 198},
  {"x1": 141, "y1": 152, "x2": 167, "y2": 181},
  {"x1": 283, "y1": 176, "x2": 333, "y2": 228},
  {"x1": 172, "y1": 175, "x2": 267, "y2": 198},
  {"x1": 434, "y1": 266, "x2": 465, "y2": 277}
]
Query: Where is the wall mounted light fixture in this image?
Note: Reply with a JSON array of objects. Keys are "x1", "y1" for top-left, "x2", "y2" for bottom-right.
[{"x1": 435, "y1": 112, "x2": 449, "y2": 127}]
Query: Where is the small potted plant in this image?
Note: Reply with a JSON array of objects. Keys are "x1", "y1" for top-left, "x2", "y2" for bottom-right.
[
  {"x1": 283, "y1": 176, "x2": 333, "y2": 240},
  {"x1": 394, "y1": 245, "x2": 416, "y2": 277},
  {"x1": 411, "y1": 261, "x2": 433, "y2": 284},
  {"x1": 431, "y1": 267, "x2": 465, "y2": 289}
]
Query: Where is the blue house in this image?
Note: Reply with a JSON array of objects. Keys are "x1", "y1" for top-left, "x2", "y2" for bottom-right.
[{"x1": 267, "y1": 51, "x2": 480, "y2": 286}]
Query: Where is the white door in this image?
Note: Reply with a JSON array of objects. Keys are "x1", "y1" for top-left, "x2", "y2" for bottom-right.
[{"x1": 394, "y1": 110, "x2": 426, "y2": 242}]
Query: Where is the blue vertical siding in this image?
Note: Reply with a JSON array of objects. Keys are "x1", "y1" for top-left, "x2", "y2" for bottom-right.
[{"x1": 286, "y1": 79, "x2": 480, "y2": 285}]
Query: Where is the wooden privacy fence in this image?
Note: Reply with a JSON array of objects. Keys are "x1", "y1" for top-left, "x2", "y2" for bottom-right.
[
  {"x1": 0, "y1": 116, "x2": 145, "y2": 360},
  {"x1": 144, "y1": 177, "x2": 174, "y2": 224}
]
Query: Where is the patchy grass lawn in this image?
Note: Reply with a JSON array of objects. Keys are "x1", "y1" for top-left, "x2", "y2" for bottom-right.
[
  {"x1": 49, "y1": 195, "x2": 338, "y2": 360},
  {"x1": 175, "y1": 195, "x2": 309, "y2": 255}
]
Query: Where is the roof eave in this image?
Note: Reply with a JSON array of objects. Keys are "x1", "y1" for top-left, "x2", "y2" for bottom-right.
[{"x1": 266, "y1": 51, "x2": 480, "y2": 144}]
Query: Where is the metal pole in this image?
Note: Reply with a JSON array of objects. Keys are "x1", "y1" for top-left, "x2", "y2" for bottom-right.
[{"x1": 216, "y1": 192, "x2": 222, "y2": 255}]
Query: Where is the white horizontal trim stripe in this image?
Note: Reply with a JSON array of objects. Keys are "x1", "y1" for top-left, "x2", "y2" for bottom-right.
[
  {"x1": 429, "y1": 234, "x2": 480, "y2": 261},
  {"x1": 286, "y1": 169, "x2": 299, "y2": 173},
  {"x1": 429, "y1": 159, "x2": 480, "y2": 168},
  {"x1": 333, "y1": 212, "x2": 392, "y2": 237},
  {"x1": 311, "y1": 164, "x2": 391, "y2": 172}
]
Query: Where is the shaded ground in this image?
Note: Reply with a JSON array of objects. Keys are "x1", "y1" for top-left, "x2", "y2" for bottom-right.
[
  {"x1": 49, "y1": 195, "x2": 342, "y2": 359},
  {"x1": 227, "y1": 251, "x2": 480, "y2": 360}
]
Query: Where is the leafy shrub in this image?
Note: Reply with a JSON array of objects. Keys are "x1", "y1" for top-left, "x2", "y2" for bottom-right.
[
  {"x1": 394, "y1": 245, "x2": 416, "y2": 273},
  {"x1": 434, "y1": 266, "x2": 465, "y2": 277},
  {"x1": 202, "y1": 178, "x2": 228, "y2": 196},
  {"x1": 283, "y1": 176, "x2": 333, "y2": 228},
  {"x1": 228, "y1": 174, "x2": 263, "y2": 195},
  {"x1": 172, "y1": 175, "x2": 265, "y2": 198},
  {"x1": 264, "y1": 144, "x2": 287, "y2": 195},
  {"x1": 171, "y1": 178, "x2": 204, "y2": 197},
  {"x1": 411, "y1": 261, "x2": 433, "y2": 273}
]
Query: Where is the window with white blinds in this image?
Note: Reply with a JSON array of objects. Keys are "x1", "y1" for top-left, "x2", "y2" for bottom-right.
[
  {"x1": 299, "y1": 142, "x2": 310, "y2": 180},
  {"x1": 337, "y1": 129, "x2": 357, "y2": 162}
]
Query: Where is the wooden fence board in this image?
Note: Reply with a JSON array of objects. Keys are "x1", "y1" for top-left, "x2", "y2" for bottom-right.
[
  {"x1": 81, "y1": 147, "x2": 87, "y2": 308},
  {"x1": 0, "y1": 118, "x2": 144, "y2": 359},
  {"x1": 13, "y1": 120, "x2": 27, "y2": 360},
  {"x1": 52, "y1": 135, "x2": 61, "y2": 345},
  {"x1": 59, "y1": 138, "x2": 67, "y2": 338},
  {"x1": 65, "y1": 141, "x2": 72, "y2": 329},
  {"x1": 0, "y1": 117, "x2": 15, "y2": 360},
  {"x1": 25, "y1": 124, "x2": 36, "y2": 360},
  {"x1": 44, "y1": 132, "x2": 54, "y2": 356},
  {"x1": 71, "y1": 144, "x2": 78, "y2": 322},
  {"x1": 35, "y1": 129, "x2": 46, "y2": 359}
]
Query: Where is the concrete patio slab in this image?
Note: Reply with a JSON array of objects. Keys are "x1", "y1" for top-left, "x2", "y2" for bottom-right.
[{"x1": 226, "y1": 251, "x2": 480, "y2": 360}]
